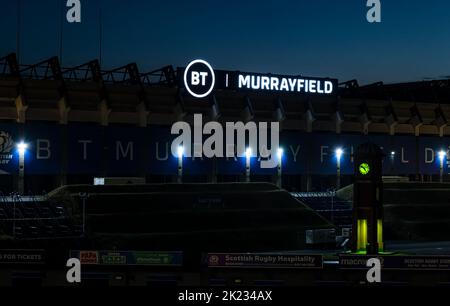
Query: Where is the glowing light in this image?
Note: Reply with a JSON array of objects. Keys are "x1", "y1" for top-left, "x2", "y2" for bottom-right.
[
  {"x1": 391, "y1": 151, "x2": 396, "y2": 156},
  {"x1": 183, "y1": 59, "x2": 215, "y2": 98},
  {"x1": 177, "y1": 146, "x2": 184, "y2": 158},
  {"x1": 245, "y1": 147, "x2": 252, "y2": 159},
  {"x1": 17, "y1": 141, "x2": 28, "y2": 155},
  {"x1": 357, "y1": 219, "x2": 368, "y2": 253},
  {"x1": 237, "y1": 74, "x2": 334, "y2": 94},
  {"x1": 359, "y1": 162, "x2": 370, "y2": 175},
  {"x1": 335, "y1": 148, "x2": 343, "y2": 160},
  {"x1": 438, "y1": 150, "x2": 446, "y2": 161},
  {"x1": 377, "y1": 219, "x2": 384, "y2": 253},
  {"x1": 277, "y1": 148, "x2": 283, "y2": 160}
]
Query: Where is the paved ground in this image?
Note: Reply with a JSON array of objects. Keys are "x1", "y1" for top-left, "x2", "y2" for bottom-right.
[{"x1": 263, "y1": 241, "x2": 450, "y2": 256}]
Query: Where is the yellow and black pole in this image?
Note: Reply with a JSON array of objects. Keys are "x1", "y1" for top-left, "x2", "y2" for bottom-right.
[{"x1": 351, "y1": 142, "x2": 384, "y2": 254}]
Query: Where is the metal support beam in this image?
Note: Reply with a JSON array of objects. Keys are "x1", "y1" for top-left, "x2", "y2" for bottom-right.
[
  {"x1": 15, "y1": 95, "x2": 27, "y2": 123},
  {"x1": 385, "y1": 102, "x2": 398, "y2": 136},
  {"x1": 433, "y1": 106, "x2": 447, "y2": 137},
  {"x1": 331, "y1": 111, "x2": 344, "y2": 134},
  {"x1": 409, "y1": 104, "x2": 423, "y2": 136},
  {"x1": 210, "y1": 95, "x2": 221, "y2": 121},
  {"x1": 358, "y1": 102, "x2": 371, "y2": 135},
  {"x1": 304, "y1": 99, "x2": 315, "y2": 133},
  {"x1": 174, "y1": 91, "x2": 186, "y2": 121},
  {"x1": 136, "y1": 102, "x2": 149, "y2": 127},
  {"x1": 242, "y1": 96, "x2": 254, "y2": 122},
  {"x1": 99, "y1": 99, "x2": 110, "y2": 126},
  {"x1": 58, "y1": 97, "x2": 70, "y2": 124}
]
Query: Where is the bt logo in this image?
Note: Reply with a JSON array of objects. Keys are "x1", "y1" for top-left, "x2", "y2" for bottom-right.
[{"x1": 183, "y1": 59, "x2": 215, "y2": 98}]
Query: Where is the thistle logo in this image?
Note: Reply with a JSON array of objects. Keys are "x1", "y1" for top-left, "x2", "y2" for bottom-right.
[
  {"x1": 0, "y1": 131, "x2": 14, "y2": 166},
  {"x1": 183, "y1": 59, "x2": 215, "y2": 98},
  {"x1": 208, "y1": 255, "x2": 220, "y2": 266}
]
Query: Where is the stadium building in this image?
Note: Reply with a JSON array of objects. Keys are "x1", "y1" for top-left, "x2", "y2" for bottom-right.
[
  {"x1": 2, "y1": 54, "x2": 450, "y2": 287},
  {"x1": 1, "y1": 53, "x2": 450, "y2": 194}
]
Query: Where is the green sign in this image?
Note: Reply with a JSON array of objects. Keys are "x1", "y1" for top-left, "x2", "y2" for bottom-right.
[
  {"x1": 70, "y1": 250, "x2": 183, "y2": 266},
  {"x1": 359, "y1": 163, "x2": 370, "y2": 175}
]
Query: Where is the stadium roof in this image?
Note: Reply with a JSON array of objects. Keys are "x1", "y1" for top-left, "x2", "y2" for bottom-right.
[{"x1": 1, "y1": 53, "x2": 450, "y2": 137}]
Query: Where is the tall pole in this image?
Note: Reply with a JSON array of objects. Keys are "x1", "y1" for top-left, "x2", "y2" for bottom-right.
[
  {"x1": 17, "y1": 142, "x2": 27, "y2": 195},
  {"x1": 336, "y1": 158, "x2": 341, "y2": 190},
  {"x1": 276, "y1": 148, "x2": 283, "y2": 188},
  {"x1": 336, "y1": 148, "x2": 343, "y2": 190},
  {"x1": 177, "y1": 146, "x2": 183, "y2": 183},
  {"x1": 79, "y1": 192, "x2": 89, "y2": 235},
  {"x1": 331, "y1": 192, "x2": 334, "y2": 223},
  {"x1": 17, "y1": 0, "x2": 21, "y2": 62},
  {"x1": 13, "y1": 195, "x2": 16, "y2": 237},
  {"x1": 439, "y1": 150, "x2": 446, "y2": 183},
  {"x1": 59, "y1": 0, "x2": 64, "y2": 65},
  {"x1": 211, "y1": 157, "x2": 217, "y2": 183},
  {"x1": 245, "y1": 148, "x2": 251, "y2": 183},
  {"x1": 178, "y1": 155, "x2": 183, "y2": 183},
  {"x1": 18, "y1": 150, "x2": 25, "y2": 195},
  {"x1": 390, "y1": 151, "x2": 395, "y2": 175},
  {"x1": 99, "y1": 5, "x2": 103, "y2": 66}
]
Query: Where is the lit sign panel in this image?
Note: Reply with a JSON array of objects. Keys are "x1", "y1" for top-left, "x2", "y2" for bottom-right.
[
  {"x1": 236, "y1": 74, "x2": 334, "y2": 94},
  {"x1": 359, "y1": 162, "x2": 370, "y2": 175},
  {"x1": 179, "y1": 59, "x2": 338, "y2": 98},
  {"x1": 183, "y1": 59, "x2": 215, "y2": 98}
]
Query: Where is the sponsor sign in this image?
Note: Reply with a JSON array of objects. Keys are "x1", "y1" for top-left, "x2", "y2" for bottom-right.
[
  {"x1": 0, "y1": 130, "x2": 16, "y2": 174},
  {"x1": 0, "y1": 123, "x2": 449, "y2": 176},
  {"x1": 0, "y1": 249, "x2": 45, "y2": 264},
  {"x1": 71, "y1": 250, "x2": 183, "y2": 266},
  {"x1": 178, "y1": 59, "x2": 338, "y2": 98},
  {"x1": 206, "y1": 253, "x2": 323, "y2": 269},
  {"x1": 340, "y1": 255, "x2": 450, "y2": 270}
]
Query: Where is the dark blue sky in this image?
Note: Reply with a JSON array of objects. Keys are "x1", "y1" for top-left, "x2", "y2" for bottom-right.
[{"x1": 1, "y1": 0, "x2": 450, "y2": 84}]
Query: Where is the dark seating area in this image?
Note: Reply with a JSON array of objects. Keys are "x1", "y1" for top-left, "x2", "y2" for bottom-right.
[
  {"x1": 0, "y1": 193, "x2": 82, "y2": 239},
  {"x1": 295, "y1": 195, "x2": 352, "y2": 228},
  {"x1": 45, "y1": 183, "x2": 335, "y2": 252},
  {"x1": 0, "y1": 183, "x2": 339, "y2": 253}
]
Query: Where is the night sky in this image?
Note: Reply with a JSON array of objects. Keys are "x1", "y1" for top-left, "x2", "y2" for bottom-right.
[{"x1": 1, "y1": 0, "x2": 450, "y2": 84}]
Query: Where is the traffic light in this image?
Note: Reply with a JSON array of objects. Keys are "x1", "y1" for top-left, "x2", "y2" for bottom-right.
[{"x1": 352, "y1": 142, "x2": 384, "y2": 254}]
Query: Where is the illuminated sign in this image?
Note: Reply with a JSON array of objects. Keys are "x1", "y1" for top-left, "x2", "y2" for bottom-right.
[
  {"x1": 359, "y1": 162, "x2": 370, "y2": 175},
  {"x1": 206, "y1": 253, "x2": 323, "y2": 269},
  {"x1": 183, "y1": 59, "x2": 215, "y2": 98},
  {"x1": 179, "y1": 60, "x2": 338, "y2": 98},
  {"x1": 70, "y1": 250, "x2": 183, "y2": 266},
  {"x1": 237, "y1": 74, "x2": 334, "y2": 94}
]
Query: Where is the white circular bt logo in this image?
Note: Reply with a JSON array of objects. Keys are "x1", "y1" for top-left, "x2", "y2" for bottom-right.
[{"x1": 183, "y1": 59, "x2": 215, "y2": 98}]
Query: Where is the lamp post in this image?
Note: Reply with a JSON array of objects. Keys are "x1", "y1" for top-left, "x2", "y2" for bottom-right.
[
  {"x1": 17, "y1": 141, "x2": 28, "y2": 195},
  {"x1": 438, "y1": 150, "x2": 446, "y2": 183},
  {"x1": 335, "y1": 148, "x2": 343, "y2": 190},
  {"x1": 79, "y1": 192, "x2": 89, "y2": 235},
  {"x1": 276, "y1": 148, "x2": 283, "y2": 188},
  {"x1": 245, "y1": 147, "x2": 252, "y2": 183},
  {"x1": 177, "y1": 146, "x2": 184, "y2": 183},
  {"x1": 390, "y1": 151, "x2": 395, "y2": 175}
]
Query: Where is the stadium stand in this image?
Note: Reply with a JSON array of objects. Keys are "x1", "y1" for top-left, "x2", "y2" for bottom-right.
[
  {"x1": 292, "y1": 192, "x2": 352, "y2": 229},
  {"x1": 0, "y1": 192, "x2": 81, "y2": 239},
  {"x1": 2, "y1": 183, "x2": 334, "y2": 252},
  {"x1": 336, "y1": 182, "x2": 450, "y2": 241}
]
